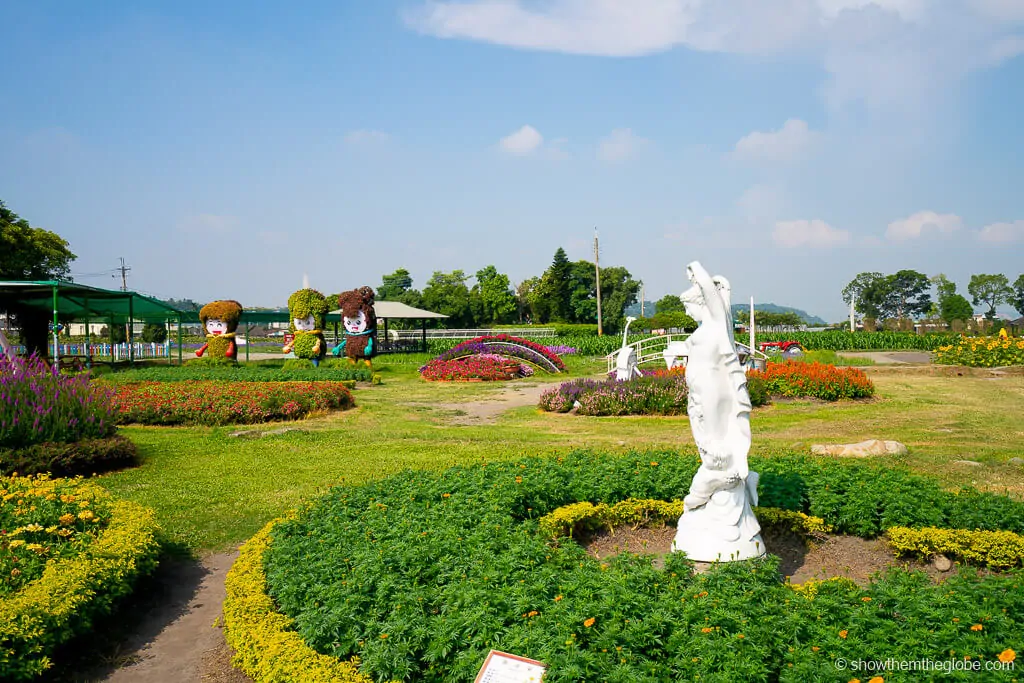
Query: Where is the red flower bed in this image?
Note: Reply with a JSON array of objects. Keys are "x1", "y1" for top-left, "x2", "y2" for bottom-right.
[
  {"x1": 421, "y1": 357, "x2": 522, "y2": 382},
  {"x1": 110, "y1": 381, "x2": 354, "y2": 425},
  {"x1": 451, "y1": 335, "x2": 566, "y2": 371},
  {"x1": 747, "y1": 361, "x2": 874, "y2": 401}
]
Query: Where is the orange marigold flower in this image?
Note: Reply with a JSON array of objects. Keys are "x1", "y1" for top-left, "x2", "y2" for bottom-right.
[
  {"x1": 701, "y1": 627, "x2": 713, "y2": 634},
  {"x1": 812, "y1": 646, "x2": 820, "y2": 652},
  {"x1": 861, "y1": 596, "x2": 872, "y2": 602},
  {"x1": 839, "y1": 630, "x2": 848, "y2": 639},
  {"x1": 970, "y1": 624, "x2": 983, "y2": 631},
  {"x1": 998, "y1": 649, "x2": 1016, "y2": 664},
  {"x1": 868, "y1": 677, "x2": 885, "y2": 683},
  {"x1": 554, "y1": 595, "x2": 563, "y2": 601},
  {"x1": 584, "y1": 617, "x2": 596, "y2": 628}
]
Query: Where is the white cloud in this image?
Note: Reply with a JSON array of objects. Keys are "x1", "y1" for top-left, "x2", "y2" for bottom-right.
[
  {"x1": 597, "y1": 128, "x2": 649, "y2": 162},
  {"x1": 344, "y1": 129, "x2": 392, "y2": 144},
  {"x1": 733, "y1": 120, "x2": 820, "y2": 163},
  {"x1": 885, "y1": 210, "x2": 963, "y2": 241},
  {"x1": 978, "y1": 219, "x2": 1024, "y2": 244},
  {"x1": 176, "y1": 214, "x2": 238, "y2": 235},
  {"x1": 403, "y1": 1, "x2": 1024, "y2": 115},
  {"x1": 773, "y1": 219, "x2": 850, "y2": 247},
  {"x1": 499, "y1": 124, "x2": 544, "y2": 156}
]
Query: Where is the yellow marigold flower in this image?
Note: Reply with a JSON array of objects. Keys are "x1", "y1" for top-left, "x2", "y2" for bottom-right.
[
  {"x1": 998, "y1": 648, "x2": 1016, "y2": 663},
  {"x1": 952, "y1": 618, "x2": 960, "y2": 623},
  {"x1": 839, "y1": 629, "x2": 848, "y2": 638},
  {"x1": 58, "y1": 513, "x2": 76, "y2": 526},
  {"x1": 8, "y1": 539, "x2": 25, "y2": 548},
  {"x1": 970, "y1": 623, "x2": 983, "y2": 631},
  {"x1": 584, "y1": 617, "x2": 596, "y2": 628},
  {"x1": 78, "y1": 510, "x2": 95, "y2": 521},
  {"x1": 23, "y1": 523, "x2": 44, "y2": 533}
]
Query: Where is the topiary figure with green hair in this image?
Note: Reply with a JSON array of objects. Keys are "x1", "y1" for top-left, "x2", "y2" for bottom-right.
[
  {"x1": 282, "y1": 288, "x2": 329, "y2": 367},
  {"x1": 195, "y1": 300, "x2": 243, "y2": 362}
]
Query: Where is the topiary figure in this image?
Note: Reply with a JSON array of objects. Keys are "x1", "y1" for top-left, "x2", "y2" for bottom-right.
[
  {"x1": 331, "y1": 286, "x2": 377, "y2": 368},
  {"x1": 196, "y1": 300, "x2": 243, "y2": 362},
  {"x1": 282, "y1": 288, "x2": 329, "y2": 367}
]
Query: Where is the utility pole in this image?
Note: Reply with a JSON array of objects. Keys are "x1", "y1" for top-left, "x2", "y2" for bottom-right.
[
  {"x1": 640, "y1": 281, "x2": 645, "y2": 318},
  {"x1": 594, "y1": 228, "x2": 603, "y2": 336},
  {"x1": 850, "y1": 292, "x2": 856, "y2": 333},
  {"x1": 114, "y1": 257, "x2": 131, "y2": 291}
]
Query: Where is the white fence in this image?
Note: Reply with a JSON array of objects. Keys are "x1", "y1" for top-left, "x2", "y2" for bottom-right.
[{"x1": 389, "y1": 328, "x2": 558, "y2": 340}]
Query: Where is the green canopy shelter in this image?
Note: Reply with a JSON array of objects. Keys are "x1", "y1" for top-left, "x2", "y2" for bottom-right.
[{"x1": 0, "y1": 280, "x2": 184, "y2": 366}]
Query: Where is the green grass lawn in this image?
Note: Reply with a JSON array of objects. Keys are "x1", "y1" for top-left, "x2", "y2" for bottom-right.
[{"x1": 94, "y1": 356, "x2": 1024, "y2": 554}]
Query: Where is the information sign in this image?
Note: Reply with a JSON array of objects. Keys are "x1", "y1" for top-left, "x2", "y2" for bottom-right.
[{"x1": 474, "y1": 650, "x2": 546, "y2": 683}]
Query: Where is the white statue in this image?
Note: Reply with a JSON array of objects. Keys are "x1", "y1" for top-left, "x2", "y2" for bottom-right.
[
  {"x1": 615, "y1": 316, "x2": 642, "y2": 380},
  {"x1": 672, "y1": 261, "x2": 765, "y2": 562}
]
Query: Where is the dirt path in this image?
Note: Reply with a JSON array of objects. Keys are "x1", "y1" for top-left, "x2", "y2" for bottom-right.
[
  {"x1": 839, "y1": 351, "x2": 932, "y2": 364},
  {"x1": 429, "y1": 382, "x2": 553, "y2": 424}
]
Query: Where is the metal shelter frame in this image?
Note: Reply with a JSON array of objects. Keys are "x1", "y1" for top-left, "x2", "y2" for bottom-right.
[{"x1": 0, "y1": 280, "x2": 184, "y2": 367}]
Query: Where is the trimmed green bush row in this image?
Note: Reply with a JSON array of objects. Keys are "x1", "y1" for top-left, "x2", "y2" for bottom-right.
[
  {"x1": 261, "y1": 451, "x2": 1024, "y2": 682},
  {"x1": 97, "y1": 364, "x2": 374, "y2": 383},
  {"x1": 0, "y1": 435, "x2": 137, "y2": 477}
]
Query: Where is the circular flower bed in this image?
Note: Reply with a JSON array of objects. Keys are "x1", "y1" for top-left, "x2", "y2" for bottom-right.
[
  {"x1": 109, "y1": 380, "x2": 355, "y2": 425},
  {"x1": 227, "y1": 452, "x2": 1024, "y2": 682},
  {"x1": 747, "y1": 361, "x2": 875, "y2": 400},
  {"x1": 0, "y1": 474, "x2": 160, "y2": 680},
  {"x1": 436, "y1": 335, "x2": 566, "y2": 373}
]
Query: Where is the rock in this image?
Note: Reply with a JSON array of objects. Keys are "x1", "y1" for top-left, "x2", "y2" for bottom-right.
[
  {"x1": 228, "y1": 430, "x2": 257, "y2": 438},
  {"x1": 1009, "y1": 457, "x2": 1024, "y2": 467},
  {"x1": 264, "y1": 427, "x2": 304, "y2": 436},
  {"x1": 932, "y1": 554, "x2": 953, "y2": 572},
  {"x1": 952, "y1": 460, "x2": 982, "y2": 467},
  {"x1": 810, "y1": 439, "x2": 908, "y2": 458}
]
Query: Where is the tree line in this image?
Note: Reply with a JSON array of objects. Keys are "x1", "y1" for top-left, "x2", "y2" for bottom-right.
[
  {"x1": 373, "y1": 247, "x2": 641, "y2": 333},
  {"x1": 842, "y1": 270, "x2": 1024, "y2": 326}
]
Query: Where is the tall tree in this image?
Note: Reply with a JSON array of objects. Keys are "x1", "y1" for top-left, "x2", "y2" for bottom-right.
[
  {"x1": 940, "y1": 294, "x2": 974, "y2": 324},
  {"x1": 378, "y1": 268, "x2": 414, "y2": 300},
  {"x1": 422, "y1": 270, "x2": 472, "y2": 328},
  {"x1": 931, "y1": 274, "x2": 956, "y2": 302},
  {"x1": 516, "y1": 276, "x2": 550, "y2": 323},
  {"x1": 547, "y1": 248, "x2": 573, "y2": 322},
  {"x1": 1, "y1": 200, "x2": 76, "y2": 280},
  {"x1": 968, "y1": 273, "x2": 1012, "y2": 319},
  {"x1": 1012, "y1": 274, "x2": 1024, "y2": 317},
  {"x1": 1, "y1": 200, "x2": 77, "y2": 356},
  {"x1": 655, "y1": 294, "x2": 685, "y2": 313},
  {"x1": 472, "y1": 265, "x2": 516, "y2": 325},
  {"x1": 842, "y1": 272, "x2": 884, "y2": 319},
  {"x1": 884, "y1": 270, "x2": 932, "y2": 319},
  {"x1": 597, "y1": 265, "x2": 640, "y2": 333}
]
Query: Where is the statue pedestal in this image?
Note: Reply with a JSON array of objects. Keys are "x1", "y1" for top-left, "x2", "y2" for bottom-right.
[{"x1": 672, "y1": 482, "x2": 766, "y2": 562}]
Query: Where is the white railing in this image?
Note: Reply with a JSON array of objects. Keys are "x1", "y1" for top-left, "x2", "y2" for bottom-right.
[
  {"x1": 388, "y1": 328, "x2": 558, "y2": 340},
  {"x1": 605, "y1": 334, "x2": 690, "y2": 373}
]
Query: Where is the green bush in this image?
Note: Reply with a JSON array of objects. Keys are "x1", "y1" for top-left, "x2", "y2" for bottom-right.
[
  {"x1": 256, "y1": 452, "x2": 1024, "y2": 682},
  {"x1": 0, "y1": 476, "x2": 160, "y2": 680},
  {"x1": 141, "y1": 323, "x2": 168, "y2": 343},
  {"x1": 99, "y1": 364, "x2": 374, "y2": 383},
  {"x1": 0, "y1": 435, "x2": 137, "y2": 477},
  {"x1": 756, "y1": 331, "x2": 954, "y2": 351}
]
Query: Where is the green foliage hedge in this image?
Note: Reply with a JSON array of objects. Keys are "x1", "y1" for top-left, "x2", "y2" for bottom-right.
[
  {"x1": 756, "y1": 331, "x2": 954, "y2": 351},
  {"x1": 254, "y1": 451, "x2": 1024, "y2": 682},
  {"x1": 99, "y1": 365, "x2": 374, "y2": 383},
  {"x1": 0, "y1": 435, "x2": 137, "y2": 477},
  {"x1": 0, "y1": 478, "x2": 160, "y2": 680}
]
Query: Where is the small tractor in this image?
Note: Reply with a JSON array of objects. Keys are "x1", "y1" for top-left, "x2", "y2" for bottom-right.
[{"x1": 758, "y1": 340, "x2": 804, "y2": 358}]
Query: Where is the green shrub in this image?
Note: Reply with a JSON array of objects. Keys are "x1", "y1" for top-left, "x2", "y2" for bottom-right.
[
  {"x1": 141, "y1": 323, "x2": 167, "y2": 343},
  {"x1": 0, "y1": 435, "x2": 137, "y2": 477},
  {"x1": 0, "y1": 476, "x2": 160, "y2": 680},
  {"x1": 250, "y1": 452, "x2": 1024, "y2": 682},
  {"x1": 887, "y1": 526, "x2": 1024, "y2": 569},
  {"x1": 99, "y1": 365, "x2": 374, "y2": 383}
]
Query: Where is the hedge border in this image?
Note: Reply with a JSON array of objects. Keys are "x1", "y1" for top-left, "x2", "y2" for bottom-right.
[
  {"x1": 0, "y1": 435, "x2": 138, "y2": 477},
  {"x1": 223, "y1": 519, "x2": 379, "y2": 683},
  {"x1": 0, "y1": 496, "x2": 161, "y2": 680}
]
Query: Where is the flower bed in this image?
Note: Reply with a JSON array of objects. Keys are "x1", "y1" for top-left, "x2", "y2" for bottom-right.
[
  {"x1": 0, "y1": 355, "x2": 134, "y2": 476},
  {"x1": 538, "y1": 373, "x2": 769, "y2": 415},
  {"x1": 747, "y1": 361, "x2": 875, "y2": 400},
  {"x1": 0, "y1": 474, "x2": 160, "y2": 680},
  {"x1": 110, "y1": 381, "x2": 355, "y2": 425},
  {"x1": 228, "y1": 452, "x2": 1024, "y2": 682},
  {"x1": 933, "y1": 334, "x2": 1024, "y2": 367},
  {"x1": 420, "y1": 357, "x2": 522, "y2": 382}
]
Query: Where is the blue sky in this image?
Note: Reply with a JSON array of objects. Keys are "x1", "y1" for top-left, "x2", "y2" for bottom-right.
[{"x1": 2, "y1": 0, "x2": 1022, "y2": 321}]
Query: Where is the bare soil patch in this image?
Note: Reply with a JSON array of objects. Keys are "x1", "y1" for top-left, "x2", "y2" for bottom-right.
[
  {"x1": 429, "y1": 382, "x2": 551, "y2": 424},
  {"x1": 581, "y1": 524, "x2": 956, "y2": 585}
]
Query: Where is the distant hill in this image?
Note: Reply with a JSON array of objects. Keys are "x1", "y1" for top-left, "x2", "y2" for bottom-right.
[{"x1": 730, "y1": 303, "x2": 826, "y2": 326}]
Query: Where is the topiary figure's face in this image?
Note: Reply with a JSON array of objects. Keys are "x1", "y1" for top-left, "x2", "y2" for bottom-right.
[
  {"x1": 293, "y1": 315, "x2": 317, "y2": 332},
  {"x1": 344, "y1": 311, "x2": 368, "y2": 334},
  {"x1": 206, "y1": 319, "x2": 229, "y2": 335}
]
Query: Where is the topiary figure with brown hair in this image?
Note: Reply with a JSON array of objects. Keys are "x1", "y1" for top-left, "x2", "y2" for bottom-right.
[
  {"x1": 195, "y1": 300, "x2": 243, "y2": 362},
  {"x1": 331, "y1": 286, "x2": 377, "y2": 367},
  {"x1": 282, "y1": 288, "x2": 329, "y2": 367}
]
